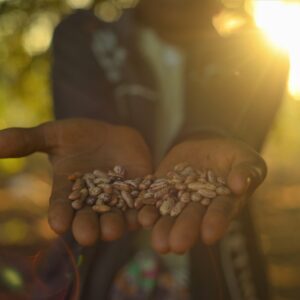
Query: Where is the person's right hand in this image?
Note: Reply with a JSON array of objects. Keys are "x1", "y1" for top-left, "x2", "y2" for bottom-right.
[{"x1": 0, "y1": 118, "x2": 152, "y2": 246}]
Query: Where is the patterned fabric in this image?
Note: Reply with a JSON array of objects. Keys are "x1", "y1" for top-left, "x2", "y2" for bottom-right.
[{"x1": 108, "y1": 250, "x2": 189, "y2": 300}]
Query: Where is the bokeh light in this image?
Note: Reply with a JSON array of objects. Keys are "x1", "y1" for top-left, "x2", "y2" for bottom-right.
[
  {"x1": 22, "y1": 12, "x2": 58, "y2": 56},
  {"x1": 252, "y1": 0, "x2": 300, "y2": 100},
  {"x1": 65, "y1": 0, "x2": 93, "y2": 9},
  {"x1": 1, "y1": 267, "x2": 24, "y2": 290}
]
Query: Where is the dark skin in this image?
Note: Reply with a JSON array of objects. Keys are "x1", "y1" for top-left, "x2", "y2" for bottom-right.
[
  {"x1": 0, "y1": 119, "x2": 151, "y2": 246},
  {"x1": 0, "y1": 2, "x2": 267, "y2": 253},
  {"x1": 0, "y1": 119, "x2": 266, "y2": 253},
  {"x1": 138, "y1": 136, "x2": 266, "y2": 254}
]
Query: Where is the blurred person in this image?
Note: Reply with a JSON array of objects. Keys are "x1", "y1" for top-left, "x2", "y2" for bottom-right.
[{"x1": 0, "y1": 0, "x2": 289, "y2": 299}]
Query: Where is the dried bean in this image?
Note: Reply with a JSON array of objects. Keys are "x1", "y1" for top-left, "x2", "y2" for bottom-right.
[
  {"x1": 170, "y1": 201, "x2": 186, "y2": 217},
  {"x1": 197, "y1": 188, "x2": 216, "y2": 198},
  {"x1": 68, "y1": 189, "x2": 81, "y2": 201},
  {"x1": 86, "y1": 196, "x2": 96, "y2": 206},
  {"x1": 89, "y1": 187, "x2": 101, "y2": 196},
  {"x1": 159, "y1": 197, "x2": 175, "y2": 216},
  {"x1": 72, "y1": 178, "x2": 85, "y2": 191},
  {"x1": 180, "y1": 192, "x2": 191, "y2": 203},
  {"x1": 216, "y1": 186, "x2": 231, "y2": 195},
  {"x1": 121, "y1": 190, "x2": 134, "y2": 208},
  {"x1": 201, "y1": 198, "x2": 211, "y2": 206},
  {"x1": 92, "y1": 204, "x2": 111, "y2": 213},
  {"x1": 113, "y1": 165, "x2": 126, "y2": 177},
  {"x1": 174, "y1": 162, "x2": 189, "y2": 172},
  {"x1": 191, "y1": 192, "x2": 202, "y2": 202}
]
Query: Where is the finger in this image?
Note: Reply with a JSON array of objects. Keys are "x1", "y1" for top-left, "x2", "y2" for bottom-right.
[
  {"x1": 138, "y1": 205, "x2": 160, "y2": 229},
  {"x1": 48, "y1": 174, "x2": 74, "y2": 234},
  {"x1": 100, "y1": 209, "x2": 126, "y2": 241},
  {"x1": 227, "y1": 160, "x2": 267, "y2": 196},
  {"x1": 201, "y1": 195, "x2": 238, "y2": 245},
  {"x1": 124, "y1": 209, "x2": 140, "y2": 231},
  {"x1": 0, "y1": 123, "x2": 53, "y2": 158},
  {"x1": 169, "y1": 203, "x2": 206, "y2": 254},
  {"x1": 151, "y1": 216, "x2": 175, "y2": 254},
  {"x1": 72, "y1": 206, "x2": 100, "y2": 246}
]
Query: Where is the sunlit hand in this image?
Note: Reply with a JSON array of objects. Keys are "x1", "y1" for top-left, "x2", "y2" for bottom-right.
[
  {"x1": 0, "y1": 118, "x2": 152, "y2": 246},
  {"x1": 137, "y1": 135, "x2": 266, "y2": 254}
]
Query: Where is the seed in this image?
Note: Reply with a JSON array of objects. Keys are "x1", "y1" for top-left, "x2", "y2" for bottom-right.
[
  {"x1": 217, "y1": 177, "x2": 226, "y2": 185},
  {"x1": 113, "y1": 181, "x2": 130, "y2": 191},
  {"x1": 180, "y1": 166, "x2": 195, "y2": 176},
  {"x1": 159, "y1": 197, "x2": 175, "y2": 216},
  {"x1": 143, "y1": 191, "x2": 155, "y2": 199},
  {"x1": 154, "y1": 187, "x2": 169, "y2": 199},
  {"x1": 180, "y1": 192, "x2": 191, "y2": 203},
  {"x1": 131, "y1": 190, "x2": 139, "y2": 198},
  {"x1": 94, "y1": 177, "x2": 110, "y2": 184},
  {"x1": 191, "y1": 192, "x2": 202, "y2": 202},
  {"x1": 168, "y1": 172, "x2": 184, "y2": 183},
  {"x1": 121, "y1": 190, "x2": 134, "y2": 208},
  {"x1": 79, "y1": 188, "x2": 88, "y2": 200},
  {"x1": 170, "y1": 201, "x2": 186, "y2": 217},
  {"x1": 107, "y1": 170, "x2": 123, "y2": 180},
  {"x1": 216, "y1": 186, "x2": 231, "y2": 195},
  {"x1": 149, "y1": 180, "x2": 169, "y2": 191},
  {"x1": 116, "y1": 199, "x2": 125, "y2": 208},
  {"x1": 185, "y1": 175, "x2": 197, "y2": 184},
  {"x1": 197, "y1": 188, "x2": 217, "y2": 198},
  {"x1": 86, "y1": 196, "x2": 96, "y2": 206},
  {"x1": 143, "y1": 198, "x2": 157, "y2": 205},
  {"x1": 145, "y1": 174, "x2": 155, "y2": 181},
  {"x1": 98, "y1": 193, "x2": 111, "y2": 202},
  {"x1": 139, "y1": 179, "x2": 152, "y2": 190},
  {"x1": 85, "y1": 178, "x2": 95, "y2": 189},
  {"x1": 68, "y1": 172, "x2": 82, "y2": 181},
  {"x1": 68, "y1": 189, "x2": 81, "y2": 201},
  {"x1": 114, "y1": 165, "x2": 126, "y2": 176},
  {"x1": 155, "y1": 199, "x2": 163, "y2": 208},
  {"x1": 201, "y1": 198, "x2": 211, "y2": 206},
  {"x1": 83, "y1": 173, "x2": 95, "y2": 180},
  {"x1": 207, "y1": 170, "x2": 216, "y2": 184},
  {"x1": 89, "y1": 186, "x2": 101, "y2": 196},
  {"x1": 197, "y1": 178, "x2": 207, "y2": 184},
  {"x1": 125, "y1": 179, "x2": 140, "y2": 189},
  {"x1": 196, "y1": 169, "x2": 206, "y2": 179},
  {"x1": 92, "y1": 204, "x2": 111, "y2": 213},
  {"x1": 109, "y1": 195, "x2": 119, "y2": 206},
  {"x1": 93, "y1": 169, "x2": 107, "y2": 178},
  {"x1": 175, "y1": 183, "x2": 187, "y2": 191},
  {"x1": 174, "y1": 162, "x2": 189, "y2": 172},
  {"x1": 72, "y1": 178, "x2": 85, "y2": 191},
  {"x1": 188, "y1": 182, "x2": 216, "y2": 191},
  {"x1": 72, "y1": 199, "x2": 85, "y2": 210},
  {"x1": 97, "y1": 183, "x2": 112, "y2": 193}
]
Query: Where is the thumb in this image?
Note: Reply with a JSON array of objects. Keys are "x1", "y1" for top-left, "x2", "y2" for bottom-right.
[
  {"x1": 0, "y1": 122, "x2": 54, "y2": 158},
  {"x1": 227, "y1": 159, "x2": 267, "y2": 196}
]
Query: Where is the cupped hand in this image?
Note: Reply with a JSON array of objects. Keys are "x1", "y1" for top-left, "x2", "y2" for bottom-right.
[
  {"x1": 0, "y1": 118, "x2": 152, "y2": 246},
  {"x1": 137, "y1": 135, "x2": 266, "y2": 254}
]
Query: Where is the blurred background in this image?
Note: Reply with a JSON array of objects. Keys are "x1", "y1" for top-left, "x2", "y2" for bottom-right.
[{"x1": 0, "y1": 0, "x2": 300, "y2": 299}]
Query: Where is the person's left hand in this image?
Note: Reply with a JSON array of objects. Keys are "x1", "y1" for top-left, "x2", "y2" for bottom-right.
[{"x1": 137, "y1": 135, "x2": 267, "y2": 254}]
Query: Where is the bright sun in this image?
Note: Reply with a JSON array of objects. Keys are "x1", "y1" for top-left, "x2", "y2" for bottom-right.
[{"x1": 253, "y1": 0, "x2": 300, "y2": 100}]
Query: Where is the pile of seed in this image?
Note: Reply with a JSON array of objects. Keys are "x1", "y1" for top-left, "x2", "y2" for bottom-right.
[{"x1": 67, "y1": 163, "x2": 231, "y2": 217}]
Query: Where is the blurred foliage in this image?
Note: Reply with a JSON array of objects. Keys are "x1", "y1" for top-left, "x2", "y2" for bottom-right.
[{"x1": 0, "y1": 0, "x2": 98, "y2": 174}]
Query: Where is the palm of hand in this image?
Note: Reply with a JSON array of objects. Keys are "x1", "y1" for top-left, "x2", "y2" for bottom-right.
[
  {"x1": 137, "y1": 137, "x2": 266, "y2": 254},
  {"x1": 0, "y1": 118, "x2": 152, "y2": 246}
]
